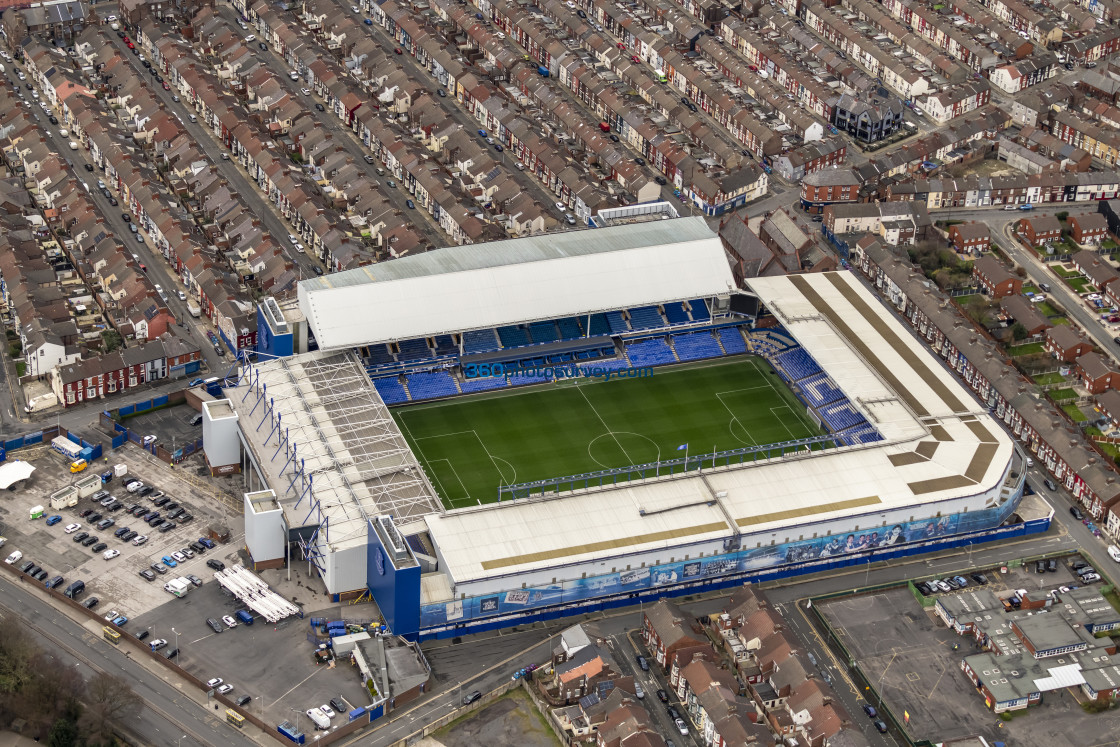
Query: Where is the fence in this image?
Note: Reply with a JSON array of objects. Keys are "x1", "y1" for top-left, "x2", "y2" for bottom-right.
[
  {"x1": 1, "y1": 425, "x2": 102, "y2": 464},
  {"x1": 100, "y1": 399, "x2": 203, "y2": 465}
]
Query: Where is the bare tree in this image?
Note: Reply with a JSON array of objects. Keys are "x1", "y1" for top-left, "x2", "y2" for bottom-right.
[
  {"x1": 81, "y1": 672, "x2": 143, "y2": 742},
  {"x1": 0, "y1": 617, "x2": 39, "y2": 695}
]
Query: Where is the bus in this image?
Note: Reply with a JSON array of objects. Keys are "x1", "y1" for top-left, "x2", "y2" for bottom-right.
[
  {"x1": 226, "y1": 710, "x2": 245, "y2": 728},
  {"x1": 102, "y1": 627, "x2": 121, "y2": 645}
]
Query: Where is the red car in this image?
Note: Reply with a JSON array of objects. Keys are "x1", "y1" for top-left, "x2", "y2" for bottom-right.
[
  {"x1": 127, "y1": 42, "x2": 134, "y2": 49},
  {"x1": 394, "y1": 47, "x2": 403, "y2": 54},
  {"x1": 122, "y1": 36, "x2": 130, "y2": 43},
  {"x1": 162, "y1": 82, "x2": 170, "y2": 90}
]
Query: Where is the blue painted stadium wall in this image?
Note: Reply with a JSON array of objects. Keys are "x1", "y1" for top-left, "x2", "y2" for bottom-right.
[
  {"x1": 257, "y1": 303, "x2": 294, "y2": 360},
  {"x1": 416, "y1": 495, "x2": 1038, "y2": 640},
  {"x1": 367, "y1": 521, "x2": 421, "y2": 637}
]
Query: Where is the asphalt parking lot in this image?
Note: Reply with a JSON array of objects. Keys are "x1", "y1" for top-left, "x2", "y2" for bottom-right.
[
  {"x1": 0, "y1": 443, "x2": 239, "y2": 621},
  {"x1": 819, "y1": 559, "x2": 1119, "y2": 747},
  {"x1": 129, "y1": 576, "x2": 371, "y2": 730},
  {"x1": 123, "y1": 403, "x2": 202, "y2": 451}
]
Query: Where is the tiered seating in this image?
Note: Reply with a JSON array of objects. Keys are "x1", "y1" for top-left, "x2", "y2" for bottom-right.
[
  {"x1": 582, "y1": 357, "x2": 632, "y2": 373},
  {"x1": 366, "y1": 344, "x2": 395, "y2": 366},
  {"x1": 766, "y1": 328, "x2": 797, "y2": 348},
  {"x1": 820, "y1": 401, "x2": 866, "y2": 431},
  {"x1": 626, "y1": 338, "x2": 677, "y2": 367},
  {"x1": 605, "y1": 311, "x2": 629, "y2": 334},
  {"x1": 588, "y1": 314, "x2": 611, "y2": 336},
  {"x1": 406, "y1": 371, "x2": 459, "y2": 400},
  {"x1": 688, "y1": 299, "x2": 710, "y2": 321},
  {"x1": 776, "y1": 348, "x2": 821, "y2": 381},
  {"x1": 838, "y1": 424, "x2": 883, "y2": 445},
  {"x1": 663, "y1": 302, "x2": 690, "y2": 325},
  {"x1": 798, "y1": 373, "x2": 844, "y2": 408},
  {"x1": 557, "y1": 317, "x2": 583, "y2": 340},
  {"x1": 718, "y1": 327, "x2": 748, "y2": 355},
  {"x1": 373, "y1": 376, "x2": 409, "y2": 404},
  {"x1": 673, "y1": 332, "x2": 723, "y2": 361},
  {"x1": 508, "y1": 370, "x2": 554, "y2": 387},
  {"x1": 459, "y1": 375, "x2": 508, "y2": 393},
  {"x1": 397, "y1": 338, "x2": 433, "y2": 361},
  {"x1": 529, "y1": 321, "x2": 559, "y2": 344},
  {"x1": 433, "y1": 335, "x2": 458, "y2": 355},
  {"x1": 463, "y1": 328, "x2": 500, "y2": 354},
  {"x1": 498, "y1": 326, "x2": 531, "y2": 348},
  {"x1": 628, "y1": 306, "x2": 665, "y2": 330}
]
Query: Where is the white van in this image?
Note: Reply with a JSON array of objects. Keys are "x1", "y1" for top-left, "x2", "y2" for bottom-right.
[
  {"x1": 59, "y1": 128, "x2": 68, "y2": 137},
  {"x1": 69, "y1": 141, "x2": 78, "y2": 150},
  {"x1": 188, "y1": 113, "x2": 196, "y2": 122}
]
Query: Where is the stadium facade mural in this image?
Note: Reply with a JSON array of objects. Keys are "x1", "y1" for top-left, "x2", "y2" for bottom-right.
[{"x1": 419, "y1": 496, "x2": 1020, "y2": 628}]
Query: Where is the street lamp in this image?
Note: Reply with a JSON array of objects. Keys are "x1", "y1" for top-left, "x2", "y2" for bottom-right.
[
  {"x1": 177, "y1": 736, "x2": 186, "y2": 747},
  {"x1": 171, "y1": 627, "x2": 179, "y2": 657},
  {"x1": 290, "y1": 708, "x2": 302, "y2": 735}
]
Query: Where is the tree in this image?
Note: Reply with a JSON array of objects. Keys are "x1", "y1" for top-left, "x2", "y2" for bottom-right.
[
  {"x1": 81, "y1": 672, "x2": 143, "y2": 743},
  {"x1": 47, "y1": 717, "x2": 79, "y2": 747},
  {"x1": 102, "y1": 330, "x2": 123, "y2": 353},
  {"x1": 1056, "y1": 211, "x2": 1069, "y2": 222},
  {"x1": 1011, "y1": 322, "x2": 1029, "y2": 341},
  {"x1": 0, "y1": 617, "x2": 39, "y2": 695}
]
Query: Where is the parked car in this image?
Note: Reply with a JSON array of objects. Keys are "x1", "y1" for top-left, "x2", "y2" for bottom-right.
[
  {"x1": 132, "y1": 534, "x2": 148, "y2": 546},
  {"x1": 206, "y1": 618, "x2": 224, "y2": 634},
  {"x1": 151, "y1": 562, "x2": 169, "y2": 575},
  {"x1": 1071, "y1": 506, "x2": 1085, "y2": 520},
  {"x1": 139, "y1": 569, "x2": 156, "y2": 581}
]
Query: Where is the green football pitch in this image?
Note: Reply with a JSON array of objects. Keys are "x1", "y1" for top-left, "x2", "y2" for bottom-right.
[{"x1": 394, "y1": 358, "x2": 823, "y2": 509}]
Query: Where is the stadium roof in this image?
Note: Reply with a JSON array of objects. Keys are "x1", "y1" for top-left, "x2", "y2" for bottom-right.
[
  {"x1": 298, "y1": 217, "x2": 734, "y2": 351},
  {"x1": 423, "y1": 272, "x2": 1017, "y2": 586},
  {"x1": 228, "y1": 350, "x2": 443, "y2": 554}
]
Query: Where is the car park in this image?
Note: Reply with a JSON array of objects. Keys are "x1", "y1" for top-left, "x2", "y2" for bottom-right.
[
  {"x1": 139, "y1": 569, "x2": 155, "y2": 581},
  {"x1": 73, "y1": 532, "x2": 89, "y2": 543},
  {"x1": 81, "y1": 535, "x2": 99, "y2": 547}
]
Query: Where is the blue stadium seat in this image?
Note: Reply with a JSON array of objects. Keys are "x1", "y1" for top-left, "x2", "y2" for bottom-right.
[
  {"x1": 366, "y1": 344, "x2": 395, "y2": 365},
  {"x1": 406, "y1": 372, "x2": 460, "y2": 400},
  {"x1": 663, "y1": 302, "x2": 690, "y2": 325},
  {"x1": 459, "y1": 375, "x2": 508, "y2": 394},
  {"x1": 463, "y1": 329, "x2": 501, "y2": 354},
  {"x1": 605, "y1": 311, "x2": 629, "y2": 334},
  {"x1": 556, "y1": 317, "x2": 583, "y2": 340},
  {"x1": 798, "y1": 373, "x2": 844, "y2": 409},
  {"x1": 625, "y1": 338, "x2": 677, "y2": 367},
  {"x1": 529, "y1": 321, "x2": 559, "y2": 344},
  {"x1": 628, "y1": 306, "x2": 665, "y2": 331},
  {"x1": 776, "y1": 348, "x2": 822, "y2": 381},
  {"x1": 508, "y1": 369, "x2": 554, "y2": 387},
  {"x1": 433, "y1": 335, "x2": 458, "y2": 355},
  {"x1": 688, "y1": 299, "x2": 710, "y2": 322},
  {"x1": 498, "y1": 326, "x2": 531, "y2": 348},
  {"x1": 373, "y1": 376, "x2": 409, "y2": 404},
  {"x1": 673, "y1": 332, "x2": 723, "y2": 362},
  {"x1": 588, "y1": 314, "x2": 611, "y2": 336},
  {"x1": 717, "y1": 327, "x2": 748, "y2": 355},
  {"x1": 397, "y1": 338, "x2": 433, "y2": 361},
  {"x1": 820, "y1": 401, "x2": 866, "y2": 431}
]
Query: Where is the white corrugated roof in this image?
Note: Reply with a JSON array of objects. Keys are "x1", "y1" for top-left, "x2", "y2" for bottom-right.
[{"x1": 298, "y1": 217, "x2": 734, "y2": 350}]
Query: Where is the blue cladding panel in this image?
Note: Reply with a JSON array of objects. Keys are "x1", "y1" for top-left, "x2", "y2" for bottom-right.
[{"x1": 367, "y1": 522, "x2": 421, "y2": 637}]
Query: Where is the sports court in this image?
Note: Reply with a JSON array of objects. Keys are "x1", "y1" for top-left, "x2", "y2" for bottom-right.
[{"x1": 394, "y1": 358, "x2": 822, "y2": 508}]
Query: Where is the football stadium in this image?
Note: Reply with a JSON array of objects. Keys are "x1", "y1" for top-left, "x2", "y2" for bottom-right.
[{"x1": 220, "y1": 216, "x2": 1047, "y2": 639}]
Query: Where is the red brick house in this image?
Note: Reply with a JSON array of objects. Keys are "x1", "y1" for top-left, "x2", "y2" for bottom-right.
[
  {"x1": 1096, "y1": 390, "x2": 1120, "y2": 430},
  {"x1": 51, "y1": 340, "x2": 174, "y2": 407},
  {"x1": 1045, "y1": 325, "x2": 1094, "y2": 362},
  {"x1": 949, "y1": 222, "x2": 991, "y2": 255},
  {"x1": 1017, "y1": 215, "x2": 1062, "y2": 248},
  {"x1": 1069, "y1": 213, "x2": 1110, "y2": 245},
  {"x1": 999, "y1": 296, "x2": 1051, "y2": 336},
  {"x1": 1073, "y1": 250, "x2": 1120, "y2": 289},
  {"x1": 973, "y1": 256, "x2": 1021, "y2": 298},
  {"x1": 643, "y1": 600, "x2": 705, "y2": 672},
  {"x1": 799, "y1": 168, "x2": 861, "y2": 215},
  {"x1": 1077, "y1": 351, "x2": 1120, "y2": 394}
]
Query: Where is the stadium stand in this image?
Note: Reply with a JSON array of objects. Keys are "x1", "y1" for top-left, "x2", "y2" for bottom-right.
[
  {"x1": 838, "y1": 423, "x2": 883, "y2": 445},
  {"x1": 588, "y1": 314, "x2": 611, "y2": 336},
  {"x1": 688, "y1": 299, "x2": 711, "y2": 322},
  {"x1": 373, "y1": 376, "x2": 410, "y2": 404},
  {"x1": 819, "y1": 401, "x2": 866, "y2": 431},
  {"x1": 798, "y1": 373, "x2": 845, "y2": 409},
  {"x1": 605, "y1": 311, "x2": 630, "y2": 334},
  {"x1": 366, "y1": 344, "x2": 395, "y2": 366},
  {"x1": 718, "y1": 327, "x2": 748, "y2": 355},
  {"x1": 628, "y1": 306, "x2": 665, "y2": 330},
  {"x1": 498, "y1": 326, "x2": 531, "y2": 348},
  {"x1": 663, "y1": 302, "x2": 690, "y2": 325},
  {"x1": 626, "y1": 338, "x2": 678, "y2": 367},
  {"x1": 766, "y1": 328, "x2": 797, "y2": 349},
  {"x1": 775, "y1": 348, "x2": 822, "y2": 381},
  {"x1": 433, "y1": 335, "x2": 458, "y2": 355},
  {"x1": 397, "y1": 338, "x2": 434, "y2": 361},
  {"x1": 508, "y1": 369, "x2": 555, "y2": 387},
  {"x1": 556, "y1": 317, "x2": 583, "y2": 340},
  {"x1": 672, "y1": 332, "x2": 724, "y2": 362},
  {"x1": 406, "y1": 371, "x2": 460, "y2": 400},
  {"x1": 529, "y1": 321, "x2": 559, "y2": 344},
  {"x1": 458, "y1": 375, "x2": 509, "y2": 394},
  {"x1": 463, "y1": 328, "x2": 501, "y2": 354}
]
